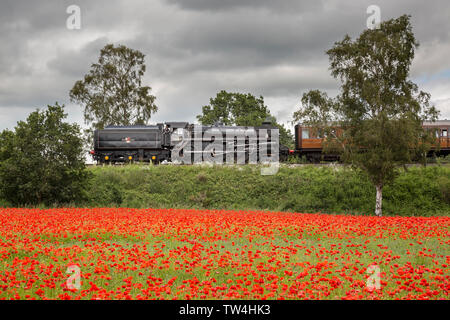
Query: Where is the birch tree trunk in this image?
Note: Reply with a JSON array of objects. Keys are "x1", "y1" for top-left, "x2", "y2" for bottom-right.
[{"x1": 375, "y1": 184, "x2": 383, "y2": 217}]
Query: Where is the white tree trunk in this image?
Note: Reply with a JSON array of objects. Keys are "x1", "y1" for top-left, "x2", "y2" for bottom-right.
[{"x1": 375, "y1": 184, "x2": 383, "y2": 217}]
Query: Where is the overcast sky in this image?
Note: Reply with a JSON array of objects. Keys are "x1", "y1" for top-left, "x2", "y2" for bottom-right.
[{"x1": 1, "y1": 0, "x2": 449, "y2": 132}]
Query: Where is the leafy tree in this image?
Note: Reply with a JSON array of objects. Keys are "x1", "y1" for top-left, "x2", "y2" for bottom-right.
[
  {"x1": 198, "y1": 90, "x2": 294, "y2": 148},
  {"x1": 69, "y1": 44, "x2": 157, "y2": 137},
  {"x1": 293, "y1": 15, "x2": 439, "y2": 216},
  {"x1": 0, "y1": 103, "x2": 90, "y2": 206}
]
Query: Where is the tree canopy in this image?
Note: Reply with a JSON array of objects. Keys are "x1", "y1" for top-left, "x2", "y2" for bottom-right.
[
  {"x1": 198, "y1": 90, "x2": 294, "y2": 148},
  {"x1": 0, "y1": 103, "x2": 89, "y2": 205},
  {"x1": 70, "y1": 44, "x2": 157, "y2": 136},
  {"x1": 293, "y1": 15, "x2": 439, "y2": 216}
]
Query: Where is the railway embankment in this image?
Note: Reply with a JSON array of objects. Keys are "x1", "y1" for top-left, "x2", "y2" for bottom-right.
[{"x1": 79, "y1": 164, "x2": 450, "y2": 216}]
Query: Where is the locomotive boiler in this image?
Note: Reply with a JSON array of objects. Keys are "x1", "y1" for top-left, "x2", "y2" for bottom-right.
[{"x1": 91, "y1": 120, "x2": 290, "y2": 164}]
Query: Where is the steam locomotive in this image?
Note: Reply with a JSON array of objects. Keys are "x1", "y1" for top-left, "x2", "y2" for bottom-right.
[{"x1": 91, "y1": 120, "x2": 291, "y2": 164}]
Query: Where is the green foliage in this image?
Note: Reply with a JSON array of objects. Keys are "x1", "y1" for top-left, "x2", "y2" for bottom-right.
[
  {"x1": 83, "y1": 164, "x2": 449, "y2": 216},
  {"x1": 197, "y1": 90, "x2": 268, "y2": 126},
  {"x1": 0, "y1": 103, "x2": 90, "y2": 206},
  {"x1": 293, "y1": 15, "x2": 440, "y2": 216},
  {"x1": 69, "y1": 44, "x2": 157, "y2": 138},
  {"x1": 197, "y1": 90, "x2": 294, "y2": 148}
]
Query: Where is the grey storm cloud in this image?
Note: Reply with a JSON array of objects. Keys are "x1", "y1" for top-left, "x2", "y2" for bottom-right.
[
  {"x1": 165, "y1": 0, "x2": 326, "y2": 14},
  {"x1": 0, "y1": 0, "x2": 449, "y2": 132}
]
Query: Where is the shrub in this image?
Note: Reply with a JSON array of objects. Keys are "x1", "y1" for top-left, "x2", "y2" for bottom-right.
[{"x1": 0, "y1": 103, "x2": 90, "y2": 206}]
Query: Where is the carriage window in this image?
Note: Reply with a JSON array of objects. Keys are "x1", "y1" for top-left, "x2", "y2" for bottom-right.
[
  {"x1": 317, "y1": 129, "x2": 324, "y2": 138},
  {"x1": 302, "y1": 129, "x2": 309, "y2": 139},
  {"x1": 443, "y1": 129, "x2": 448, "y2": 137}
]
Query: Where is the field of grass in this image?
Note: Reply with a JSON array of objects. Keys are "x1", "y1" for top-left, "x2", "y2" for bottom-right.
[
  {"x1": 83, "y1": 164, "x2": 450, "y2": 216},
  {"x1": 0, "y1": 208, "x2": 448, "y2": 300}
]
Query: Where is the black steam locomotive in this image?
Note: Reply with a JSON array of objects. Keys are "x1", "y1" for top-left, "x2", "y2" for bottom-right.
[{"x1": 91, "y1": 120, "x2": 290, "y2": 164}]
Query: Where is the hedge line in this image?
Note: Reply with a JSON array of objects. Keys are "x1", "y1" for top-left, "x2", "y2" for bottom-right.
[{"x1": 82, "y1": 164, "x2": 450, "y2": 216}]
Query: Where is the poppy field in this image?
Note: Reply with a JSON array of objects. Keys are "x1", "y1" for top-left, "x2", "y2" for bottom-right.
[{"x1": 0, "y1": 208, "x2": 448, "y2": 300}]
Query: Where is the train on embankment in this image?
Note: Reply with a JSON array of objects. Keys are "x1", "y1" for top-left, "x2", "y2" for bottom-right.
[{"x1": 90, "y1": 120, "x2": 450, "y2": 164}]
